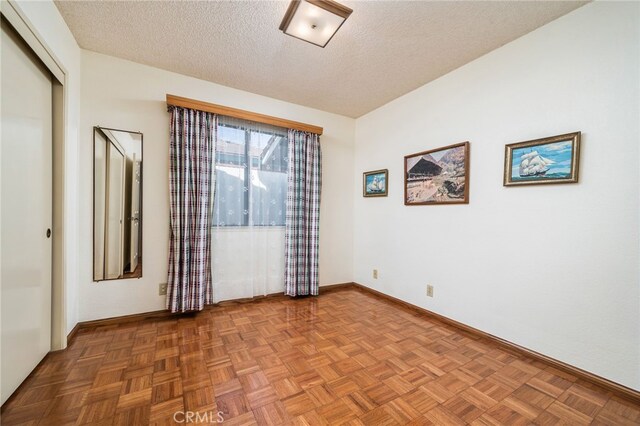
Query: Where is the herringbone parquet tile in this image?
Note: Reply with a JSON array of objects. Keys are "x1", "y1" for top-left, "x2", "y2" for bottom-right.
[{"x1": 1, "y1": 289, "x2": 639, "y2": 425}]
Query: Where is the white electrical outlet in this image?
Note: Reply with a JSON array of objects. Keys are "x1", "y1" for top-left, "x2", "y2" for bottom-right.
[
  {"x1": 426, "y1": 285, "x2": 434, "y2": 297},
  {"x1": 159, "y1": 283, "x2": 168, "y2": 296},
  {"x1": 373, "y1": 269, "x2": 378, "y2": 279}
]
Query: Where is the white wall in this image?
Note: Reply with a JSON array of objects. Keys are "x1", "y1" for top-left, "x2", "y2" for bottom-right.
[
  {"x1": 12, "y1": 0, "x2": 82, "y2": 335},
  {"x1": 79, "y1": 51, "x2": 355, "y2": 321},
  {"x1": 354, "y1": 1, "x2": 640, "y2": 390}
]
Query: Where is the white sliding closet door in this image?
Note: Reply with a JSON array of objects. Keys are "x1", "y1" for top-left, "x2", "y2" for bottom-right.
[
  {"x1": 106, "y1": 143, "x2": 125, "y2": 279},
  {"x1": 0, "y1": 20, "x2": 53, "y2": 405}
]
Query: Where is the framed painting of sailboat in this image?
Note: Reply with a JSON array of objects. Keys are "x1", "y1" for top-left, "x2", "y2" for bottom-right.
[
  {"x1": 363, "y1": 169, "x2": 388, "y2": 197},
  {"x1": 504, "y1": 132, "x2": 581, "y2": 186}
]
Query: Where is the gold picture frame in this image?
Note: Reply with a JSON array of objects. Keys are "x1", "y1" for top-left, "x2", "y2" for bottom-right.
[
  {"x1": 504, "y1": 132, "x2": 581, "y2": 186},
  {"x1": 363, "y1": 169, "x2": 388, "y2": 197}
]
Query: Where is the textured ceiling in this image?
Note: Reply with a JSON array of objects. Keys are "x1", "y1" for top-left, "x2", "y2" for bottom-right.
[{"x1": 55, "y1": 1, "x2": 587, "y2": 118}]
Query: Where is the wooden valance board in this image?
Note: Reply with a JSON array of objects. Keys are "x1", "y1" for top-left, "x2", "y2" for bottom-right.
[{"x1": 166, "y1": 94, "x2": 323, "y2": 135}]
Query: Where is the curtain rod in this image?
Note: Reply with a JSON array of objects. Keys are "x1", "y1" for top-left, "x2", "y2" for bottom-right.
[{"x1": 166, "y1": 94, "x2": 324, "y2": 135}]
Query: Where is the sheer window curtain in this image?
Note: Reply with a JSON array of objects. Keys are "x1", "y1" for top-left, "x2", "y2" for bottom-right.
[
  {"x1": 166, "y1": 106, "x2": 216, "y2": 312},
  {"x1": 211, "y1": 116, "x2": 289, "y2": 302}
]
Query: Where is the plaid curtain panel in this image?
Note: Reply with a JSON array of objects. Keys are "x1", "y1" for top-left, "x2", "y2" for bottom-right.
[
  {"x1": 167, "y1": 106, "x2": 217, "y2": 312},
  {"x1": 284, "y1": 130, "x2": 322, "y2": 297}
]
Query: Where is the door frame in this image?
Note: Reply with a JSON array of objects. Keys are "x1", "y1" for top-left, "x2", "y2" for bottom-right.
[
  {"x1": 130, "y1": 154, "x2": 140, "y2": 272},
  {"x1": 1, "y1": 1, "x2": 68, "y2": 350}
]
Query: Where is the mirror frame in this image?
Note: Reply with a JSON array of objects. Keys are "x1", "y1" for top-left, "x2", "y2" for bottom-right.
[{"x1": 92, "y1": 126, "x2": 144, "y2": 282}]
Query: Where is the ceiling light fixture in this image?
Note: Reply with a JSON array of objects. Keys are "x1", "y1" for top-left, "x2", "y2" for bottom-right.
[{"x1": 279, "y1": 0, "x2": 353, "y2": 48}]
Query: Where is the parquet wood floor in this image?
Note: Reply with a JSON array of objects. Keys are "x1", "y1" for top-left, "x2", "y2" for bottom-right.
[{"x1": 2, "y1": 289, "x2": 639, "y2": 425}]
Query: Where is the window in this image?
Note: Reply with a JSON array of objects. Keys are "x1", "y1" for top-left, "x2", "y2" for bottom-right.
[{"x1": 213, "y1": 116, "x2": 288, "y2": 226}]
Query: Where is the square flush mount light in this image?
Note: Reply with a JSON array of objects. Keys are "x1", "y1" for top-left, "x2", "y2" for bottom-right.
[{"x1": 279, "y1": 0, "x2": 353, "y2": 48}]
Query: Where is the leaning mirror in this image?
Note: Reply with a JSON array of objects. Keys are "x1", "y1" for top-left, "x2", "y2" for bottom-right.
[{"x1": 93, "y1": 126, "x2": 143, "y2": 281}]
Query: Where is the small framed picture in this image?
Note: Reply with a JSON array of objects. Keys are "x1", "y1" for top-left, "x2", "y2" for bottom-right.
[
  {"x1": 404, "y1": 142, "x2": 470, "y2": 205},
  {"x1": 363, "y1": 169, "x2": 388, "y2": 197},
  {"x1": 504, "y1": 132, "x2": 581, "y2": 186}
]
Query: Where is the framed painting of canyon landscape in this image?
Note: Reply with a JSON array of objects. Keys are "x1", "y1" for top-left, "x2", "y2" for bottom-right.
[
  {"x1": 404, "y1": 142, "x2": 470, "y2": 205},
  {"x1": 504, "y1": 132, "x2": 581, "y2": 186}
]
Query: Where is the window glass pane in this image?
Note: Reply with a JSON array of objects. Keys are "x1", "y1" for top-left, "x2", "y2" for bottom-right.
[
  {"x1": 214, "y1": 165, "x2": 245, "y2": 226},
  {"x1": 213, "y1": 117, "x2": 288, "y2": 227},
  {"x1": 216, "y1": 124, "x2": 246, "y2": 167}
]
